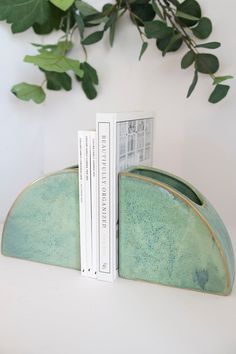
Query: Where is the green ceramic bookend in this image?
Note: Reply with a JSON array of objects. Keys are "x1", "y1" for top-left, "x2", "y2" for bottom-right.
[
  {"x1": 119, "y1": 166, "x2": 235, "y2": 295},
  {"x1": 2, "y1": 167, "x2": 81, "y2": 270}
]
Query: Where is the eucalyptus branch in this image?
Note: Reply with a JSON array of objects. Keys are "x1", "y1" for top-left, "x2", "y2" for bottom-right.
[
  {"x1": 156, "y1": 0, "x2": 195, "y2": 52},
  {"x1": 156, "y1": 0, "x2": 216, "y2": 81}
]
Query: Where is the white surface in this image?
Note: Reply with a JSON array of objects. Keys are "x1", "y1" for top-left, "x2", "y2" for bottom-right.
[{"x1": 0, "y1": 224, "x2": 236, "y2": 354}]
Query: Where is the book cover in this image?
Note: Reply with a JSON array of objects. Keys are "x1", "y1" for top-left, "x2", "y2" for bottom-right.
[{"x1": 96, "y1": 112, "x2": 154, "y2": 282}]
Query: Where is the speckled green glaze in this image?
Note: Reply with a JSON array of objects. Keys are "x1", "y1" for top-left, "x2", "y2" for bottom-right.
[
  {"x1": 119, "y1": 166, "x2": 235, "y2": 295},
  {"x1": 2, "y1": 167, "x2": 80, "y2": 270}
]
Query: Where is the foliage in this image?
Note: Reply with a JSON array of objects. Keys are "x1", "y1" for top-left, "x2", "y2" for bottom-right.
[{"x1": 0, "y1": 0, "x2": 233, "y2": 104}]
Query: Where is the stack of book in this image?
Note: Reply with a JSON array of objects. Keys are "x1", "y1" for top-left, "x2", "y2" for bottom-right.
[{"x1": 78, "y1": 112, "x2": 154, "y2": 282}]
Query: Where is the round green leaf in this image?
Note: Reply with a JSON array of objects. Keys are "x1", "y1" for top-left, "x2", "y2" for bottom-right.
[
  {"x1": 130, "y1": 3, "x2": 155, "y2": 26},
  {"x1": 208, "y1": 84, "x2": 230, "y2": 103},
  {"x1": 192, "y1": 17, "x2": 212, "y2": 39},
  {"x1": 195, "y1": 53, "x2": 219, "y2": 74},
  {"x1": 181, "y1": 50, "x2": 195, "y2": 69},
  {"x1": 156, "y1": 32, "x2": 183, "y2": 54},
  {"x1": 145, "y1": 20, "x2": 172, "y2": 39},
  {"x1": 177, "y1": 0, "x2": 201, "y2": 27}
]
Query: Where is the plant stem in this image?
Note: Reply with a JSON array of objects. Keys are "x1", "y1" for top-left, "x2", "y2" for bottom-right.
[{"x1": 125, "y1": 0, "x2": 146, "y2": 42}]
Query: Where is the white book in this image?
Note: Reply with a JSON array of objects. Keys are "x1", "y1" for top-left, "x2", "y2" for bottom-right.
[
  {"x1": 84, "y1": 133, "x2": 92, "y2": 276},
  {"x1": 78, "y1": 131, "x2": 88, "y2": 276},
  {"x1": 96, "y1": 112, "x2": 154, "y2": 282},
  {"x1": 90, "y1": 131, "x2": 97, "y2": 278},
  {"x1": 78, "y1": 130, "x2": 97, "y2": 278}
]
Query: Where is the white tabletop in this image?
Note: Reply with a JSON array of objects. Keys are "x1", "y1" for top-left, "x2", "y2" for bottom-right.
[{"x1": 0, "y1": 224, "x2": 236, "y2": 354}]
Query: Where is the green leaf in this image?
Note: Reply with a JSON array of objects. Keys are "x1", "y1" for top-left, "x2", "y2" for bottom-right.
[
  {"x1": 83, "y1": 14, "x2": 107, "y2": 26},
  {"x1": 44, "y1": 71, "x2": 72, "y2": 91},
  {"x1": 82, "y1": 62, "x2": 98, "y2": 85},
  {"x1": 130, "y1": 3, "x2": 155, "y2": 26},
  {"x1": 144, "y1": 20, "x2": 172, "y2": 39},
  {"x1": 151, "y1": 0, "x2": 164, "y2": 20},
  {"x1": 175, "y1": 11, "x2": 200, "y2": 21},
  {"x1": 82, "y1": 79, "x2": 97, "y2": 99},
  {"x1": 195, "y1": 53, "x2": 219, "y2": 74},
  {"x1": 0, "y1": 0, "x2": 50, "y2": 33},
  {"x1": 156, "y1": 31, "x2": 183, "y2": 54},
  {"x1": 24, "y1": 52, "x2": 83, "y2": 77},
  {"x1": 213, "y1": 75, "x2": 233, "y2": 85},
  {"x1": 177, "y1": 0, "x2": 201, "y2": 27},
  {"x1": 109, "y1": 22, "x2": 116, "y2": 47},
  {"x1": 82, "y1": 31, "x2": 104, "y2": 45},
  {"x1": 102, "y1": 3, "x2": 115, "y2": 17},
  {"x1": 181, "y1": 50, "x2": 195, "y2": 69},
  {"x1": 104, "y1": 10, "x2": 117, "y2": 31},
  {"x1": 208, "y1": 84, "x2": 230, "y2": 103},
  {"x1": 29, "y1": 4, "x2": 66, "y2": 35},
  {"x1": 32, "y1": 41, "x2": 73, "y2": 55},
  {"x1": 75, "y1": 0, "x2": 99, "y2": 16},
  {"x1": 50, "y1": 0, "x2": 74, "y2": 11},
  {"x1": 195, "y1": 42, "x2": 221, "y2": 49},
  {"x1": 139, "y1": 42, "x2": 148, "y2": 60},
  {"x1": 187, "y1": 69, "x2": 198, "y2": 97},
  {"x1": 11, "y1": 83, "x2": 46, "y2": 103},
  {"x1": 74, "y1": 11, "x2": 85, "y2": 37},
  {"x1": 79, "y1": 62, "x2": 98, "y2": 99},
  {"x1": 192, "y1": 17, "x2": 212, "y2": 39}
]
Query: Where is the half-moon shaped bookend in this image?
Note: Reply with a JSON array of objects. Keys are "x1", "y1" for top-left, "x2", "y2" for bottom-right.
[
  {"x1": 1, "y1": 167, "x2": 80, "y2": 270},
  {"x1": 2, "y1": 165, "x2": 235, "y2": 295},
  {"x1": 119, "y1": 167, "x2": 235, "y2": 295}
]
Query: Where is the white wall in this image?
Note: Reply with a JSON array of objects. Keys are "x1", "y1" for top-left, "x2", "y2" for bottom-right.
[{"x1": 0, "y1": 0, "x2": 236, "y2": 242}]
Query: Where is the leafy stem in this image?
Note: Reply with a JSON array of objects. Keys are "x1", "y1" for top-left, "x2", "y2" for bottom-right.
[
  {"x1": 0, "y1": 0, "x2": 232, "y2": 104},
  {"x1": 156, "y1": 0, "x2": 216, "y2": 81}
]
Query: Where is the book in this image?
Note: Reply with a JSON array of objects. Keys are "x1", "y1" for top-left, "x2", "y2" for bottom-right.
[
  {"x1": 90, "y1": 131, "x2": 97, "y2": 278},
  {"x1": 96, "y1": 112, "x2": 154, "y2": 282},
  {"x1": 78, "y1": 131, "x2": 93, "y2": 277},
  {"x1": 78, "y1": 131, "x2": 87, "y2": 276}
]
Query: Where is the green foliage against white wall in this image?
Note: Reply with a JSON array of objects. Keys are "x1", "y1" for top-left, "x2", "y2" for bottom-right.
[{"x1": 0, "y1": 0, "x2": 233, "y2": 104}]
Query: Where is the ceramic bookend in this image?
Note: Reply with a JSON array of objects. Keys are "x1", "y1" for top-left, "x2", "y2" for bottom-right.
[
  {"x1": 2, "y1": 167, "x2": 80, "y2": 270},
  {"x1": 119, "y1": 166, "x2": 235, "y2": 295}
]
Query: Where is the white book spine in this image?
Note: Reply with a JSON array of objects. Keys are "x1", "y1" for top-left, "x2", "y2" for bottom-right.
[
  {"x1": 85, "y1": 133, "x2": 92, "y2": 276},
  {"x1": 78, "y1": 131, "x2": 87, "y2": 276},
  {"x1": 90, "y1": 131, "x2": 97, "y2": 278},
  {"x1": 96, "y1": 117, "x2": 117, "y2": 282}
]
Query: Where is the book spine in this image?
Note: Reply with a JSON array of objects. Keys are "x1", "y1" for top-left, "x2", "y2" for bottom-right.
[
  {"x1": 78, "y1": 131, "x2": 87, "y2": 276},
  {"x1": 84, "y1": 132, "x2": 92, "y2": 276},
  {"x1": 96, "y1": 116, "x2": 117, "y2": 282},
  {"x1": 90, "y1": 131, "x2": 97, "y2": 278}
]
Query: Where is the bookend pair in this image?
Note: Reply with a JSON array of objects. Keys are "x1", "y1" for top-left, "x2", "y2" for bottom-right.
[{"x1": 1, "y1": 166, "x2": 235, "y2": 295}]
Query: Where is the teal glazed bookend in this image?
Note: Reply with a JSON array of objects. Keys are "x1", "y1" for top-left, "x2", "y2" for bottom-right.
[
  {"x1": 119, "y1": 166, "x2": 235, "y2": 295},
  {"x1": 2, "y1": 165, "x2": 235, "y2": 295},
  {"x1": 2, "y1": 167, "x2": 81, "y2": 270}
]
